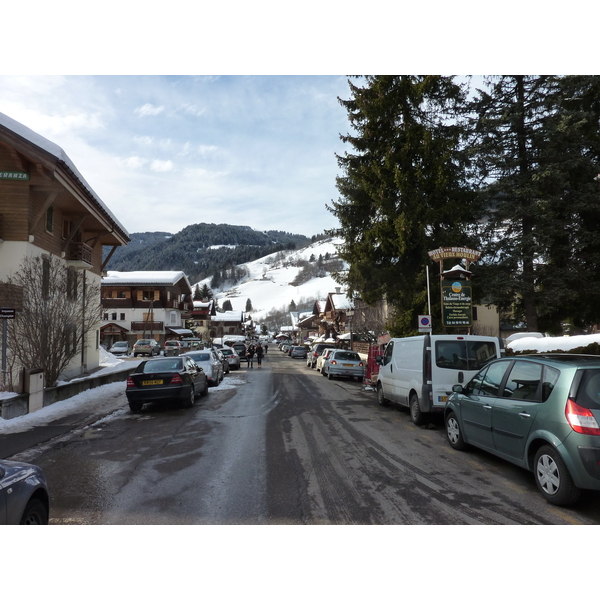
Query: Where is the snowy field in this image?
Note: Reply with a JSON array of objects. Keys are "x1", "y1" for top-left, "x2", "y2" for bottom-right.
[{"x1": 193, "y1": 237, "x2": 345, "y2": 320}]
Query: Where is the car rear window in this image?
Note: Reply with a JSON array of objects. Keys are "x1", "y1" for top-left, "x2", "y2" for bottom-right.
[
  {"x1": 335, "y1": 352, "x2": 360, "y2": 361},
  {"x1": 137, "y1": 340, "x2": 152, "y2": 344},
  {"x1": 575, "y1": 369, "x2": 600, "y2": 409},
  {"x1": 142, "y1": 359, "x2": 182, "y2": 373},
  {"x1": 189, "y1": 354, "x2": 210, "y2": 361},
  {"x1": 435, "y1": 340, "x2": 498, "y2": 371}
]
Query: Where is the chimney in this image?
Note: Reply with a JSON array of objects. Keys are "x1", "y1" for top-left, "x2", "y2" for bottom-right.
[{"x1": 335, "y1": 287, "x2": 341, "y2": 294}]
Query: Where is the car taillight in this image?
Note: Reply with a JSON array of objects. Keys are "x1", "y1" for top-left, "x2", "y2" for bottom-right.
[
  {"x1": 331, "y1": 360, "x2": 337, "y2": 365},
  {"x1": 359, "y1": 362, "x2": 364, "y2": 367},
  {"x1": 126, "y1": 377, "x2": 135, "y2": 388},
  {"x1": 565, "y1": 398, "x2": 600, "y2": 435},
  {"x1": 170, "y1": 373, "x2": 184, "y2": 385}
]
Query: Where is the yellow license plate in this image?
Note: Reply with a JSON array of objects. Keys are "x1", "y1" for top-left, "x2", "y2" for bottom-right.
[
  {"x1": 440, "y1": 395, "x2": 448, "y2": 403},
  {"x1": 143, "y1": 379, "x2": 163, "y2": 386},
  {"x1": 343, "y1": 363, "x2": 354, "y2": 367}
]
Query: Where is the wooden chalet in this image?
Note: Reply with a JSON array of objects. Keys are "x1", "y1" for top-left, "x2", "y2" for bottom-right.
[
  {"x1": 0, "y1": 111, "x2": 129, "y2": 385},
  {"x1": 101, "y1": 271, "x2": 193, "y2": 348}
]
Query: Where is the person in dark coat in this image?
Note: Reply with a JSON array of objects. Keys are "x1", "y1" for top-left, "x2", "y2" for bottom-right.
[
  {"x1": 255, "y1": 344, "x2": 264, "y2": 368},
  {"x1": 247, "y1": 344, "x2": 255, "y2": 368}
]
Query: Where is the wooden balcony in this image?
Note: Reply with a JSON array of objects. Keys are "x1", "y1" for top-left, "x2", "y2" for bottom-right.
[
  {"x1": 131, "y1": 321, "x2": 164, "y2": 331},
  {"x1": 66, "y1": 242, "x2": 93, "y2": 269}
]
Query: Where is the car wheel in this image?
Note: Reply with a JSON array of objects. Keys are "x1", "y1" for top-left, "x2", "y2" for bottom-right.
[
  {"x1": 534, "y1": 445, "x2": 581, "y2": 506},
  {"x1": 327, "y1": 370, "x2": 333, "y2": 380},
  {"x1": 129, "y1": 401, "x2": 142, "y2": 413},
  {"x1": 20, "y1": 498, "x2": 48, "y2": 525},
  {"x1": 377, "y1": 383, "x2": 390, "y2": 406},
  {"x1": 409, "y1": 393, "x2": 426, "y2": 426},
  {"x1": 445, "y1": 412, "x2": 468, "y2": 450},
  {"x1": 200, "y1": 379, "x2": 208, "y2": 397},
  {"x1": 182, "y1": 386, "x2": 195, "y2": 408}
]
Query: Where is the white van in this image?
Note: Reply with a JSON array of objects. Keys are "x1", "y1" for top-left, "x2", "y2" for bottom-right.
[{"x1": 376, "y1": 334, "x2": 504, "y2": 425}]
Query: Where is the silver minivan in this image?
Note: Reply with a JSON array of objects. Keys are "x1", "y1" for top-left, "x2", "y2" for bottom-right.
[{"x1": 376, "y1": 334, "x2": 503, "y2": 425}]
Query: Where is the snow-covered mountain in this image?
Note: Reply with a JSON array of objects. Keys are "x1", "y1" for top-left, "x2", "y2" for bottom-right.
[{"x1": 192, "y1": 237, "x2": 347, "y2": 322}]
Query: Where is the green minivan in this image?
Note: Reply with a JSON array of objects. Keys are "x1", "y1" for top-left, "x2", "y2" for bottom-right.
[{"x1": 445, "y1": 354, "x2": 600, "y2": 506}]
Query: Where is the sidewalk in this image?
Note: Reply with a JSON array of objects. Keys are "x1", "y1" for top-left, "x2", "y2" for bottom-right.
[{"x1": 0, "y1": 380, "x2": 128, "y2": 459}]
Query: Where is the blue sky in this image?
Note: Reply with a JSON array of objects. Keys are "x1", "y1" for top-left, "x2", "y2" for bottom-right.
[{"x1": 0, "y1": 75, "x2": 354, "y2": 237}]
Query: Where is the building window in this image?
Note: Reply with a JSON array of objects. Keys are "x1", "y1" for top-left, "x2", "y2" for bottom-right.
[
  {"x1": 103, "y1": 313, "x2": 109, "y2": 320},
  {"x1": 42, "y1": 256, "x2": 50, "y2": 299},
  {"x1": 46, "y1": 206, "x2": 53, "y2": 233},
  {"x1": 120, "y1": 313, "x2": 125, "y2": 320},
  {"x1": 111, "y1": 313, "x2": 117, "y2": 320},
  {"x1": 170, "y1": 311, "x2": 177, "y2": 324},
  {"x1": 67, "y1": 268, "x2": 78, "y2": 301}
]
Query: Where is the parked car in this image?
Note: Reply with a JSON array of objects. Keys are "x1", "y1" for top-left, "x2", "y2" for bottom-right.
[
  {"x1": 376, "y1": 334, "x2": 503, "y2": 425},
  {"x1": 220, "y1": 347, "x2": 241, "y2": 370},
  {"x1": 215, "y1": 349, "x2": 230, "y2": 374},
  {"x1": 0, "y1": 459, "x2": 50, "y2": 524},
  {"x1": 232, "y1": 342, "x2": 247, "y2": 359},
  {"x1": 290, "y1": 346, "x2": 308, "y2": 359},
  {"x1": 316, "y1": 348, "x2": 336, "y2": 373},
  {"x1": 445, "y1": 353, "x2": 600, "y2": 506},
  {"x1": 133, "y1": 338, "x2": 161, "y2": 357},
  {"x1": 108, "y1": 340, "x2": 130, "y2": 356},
  {"x1": 307, "y1": 343, "x2": 337, "y2": 368},
  {"x1": 164, "y1": 340, "x2": 182, "y2": 356},
  {"x1": 322, "y1": 350, "x2": 365, "y2": 381},
  {"x1": 125, "y1": 355, "x2": 208, "y2": 412},
  {"x1": 185, "y1": 350, "x2": 224, "y2": 386}
]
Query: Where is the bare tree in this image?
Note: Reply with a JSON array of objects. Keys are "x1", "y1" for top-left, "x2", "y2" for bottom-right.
[{"x1": 2, "y1": 254, "x2": 102, "y2": 387}]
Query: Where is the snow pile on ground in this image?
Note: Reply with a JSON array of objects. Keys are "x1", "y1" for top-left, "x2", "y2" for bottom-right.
[{"x1": 508, "y1": 333, "x2": 600, "y2": 353}]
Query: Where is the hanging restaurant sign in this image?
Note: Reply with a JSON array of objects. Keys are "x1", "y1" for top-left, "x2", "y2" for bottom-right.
[{"x1": 428, "y1": 247, "x2": 481, "y2": 263}]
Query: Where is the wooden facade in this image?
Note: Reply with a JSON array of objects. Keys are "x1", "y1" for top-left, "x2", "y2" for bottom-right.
[{"x1": 0, "y1": 112, "x2": 130, "y2": 385}]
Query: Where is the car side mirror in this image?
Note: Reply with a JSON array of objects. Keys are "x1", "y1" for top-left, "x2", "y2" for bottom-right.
[
  {"x1": 375, "y1": 356, "x2": 383, "y2": 365},
  {"x1": 452, "y1": 384, "x2": 464, "y2": 393}
]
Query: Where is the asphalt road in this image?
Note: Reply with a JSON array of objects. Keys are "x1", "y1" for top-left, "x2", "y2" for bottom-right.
[{"x1": 8, "y1": 349, "x2": 600, "y2": 524}]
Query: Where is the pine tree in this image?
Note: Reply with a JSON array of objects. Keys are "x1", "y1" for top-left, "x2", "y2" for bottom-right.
[
  {"x1": 245, "y1": 298, "x2": 253, "y2": 312},
  {"x1": 471, "y1": 75, "x2": 600, "y2": 332},
  {"x1": 193, "y1": 284, "x2": 201, "y2": 300},
  {"x1": 328, "y1": 76, "x2": 477, "y2": 335},
  {"x1": 198, "y1": 283, "x2": 213, "y2": 300},
  {"x1": 289, "y1": 299, "x2": 297, "y2": 311},
  {"x1": 222, "y1": 299, "x2": 233, "y2": 311}
]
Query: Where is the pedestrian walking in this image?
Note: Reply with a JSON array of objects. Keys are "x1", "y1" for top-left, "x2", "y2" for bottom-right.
[
  {"x1": 247, "y1": 344, "x2": 255, "y2": 368},
  {"x1": 256, "y1": 344, "x2": 264, "y2": 368},
  {"x1": 264, "y1": 343, "x2": 268, "y2": 355}
]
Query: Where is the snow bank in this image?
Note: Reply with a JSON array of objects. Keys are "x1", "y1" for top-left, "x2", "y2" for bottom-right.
[{"x1": 508, "y1": 333, "x2": 600, "y2": 353}]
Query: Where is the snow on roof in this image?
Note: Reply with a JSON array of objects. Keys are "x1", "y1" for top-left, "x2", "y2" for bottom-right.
[
  {"x1": 331, "y1": 294, "x2": 354, "y2": 310},
  {"x1": 0, "y1": 111, "x2": 129, "y2": 238},
  {"x1": 104, "y1": 271, "x2": 191, "y2": 288},
  {"x1": 193, "y1": 300, "x2": 214, "y2": 308},
  {"x1": 211, "y1": 311, "x2": 243, "y2": 322},
  {"x1": 508, "y1": 333, "x2": 600, "y2": 353}
]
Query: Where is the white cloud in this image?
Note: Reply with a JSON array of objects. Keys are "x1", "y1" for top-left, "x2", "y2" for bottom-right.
[
  {"x1": 150, "y1": 159, "x2": 174, "y2": 172},
  {"x1": 134, "y1": 103, "x2": 165, "y2": 117},
  {"x1": 133, "y1": 135, "x2": 153, "y2": 146},
  {"x1": 116, "y1": 156, "x2": 147, "y2": 169}
]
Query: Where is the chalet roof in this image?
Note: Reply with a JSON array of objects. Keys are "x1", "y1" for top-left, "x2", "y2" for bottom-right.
[
  {"x1": 211, "y1": 311, "x2": 243, "y2": 322},
  {"x1": 103, "y1": 270, "x2": 192, "y2": 292},
  {"x1": 0, "y1": 111, "x2": 129, "y2": 242}
]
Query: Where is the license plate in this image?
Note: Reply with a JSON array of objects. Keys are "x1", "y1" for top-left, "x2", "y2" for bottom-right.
[
  {"x1": 143, "y1": 379, "x2": 163, "y2": 386},
  {"x1": 343, "y1": 363, "x2": 354, "y2": 367},
  {"x1": 439, "y1": 395, "x2": 448, "y2": 403}
]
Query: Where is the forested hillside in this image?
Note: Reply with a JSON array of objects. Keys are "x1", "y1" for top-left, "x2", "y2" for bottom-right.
[{"x1": 103, "y1": 223, "x2": 311, "y2": 282}]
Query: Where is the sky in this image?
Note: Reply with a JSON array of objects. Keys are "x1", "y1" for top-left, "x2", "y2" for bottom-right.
[{"x1": 0, "y1": 75, "x2": 354, "y2": 238}]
